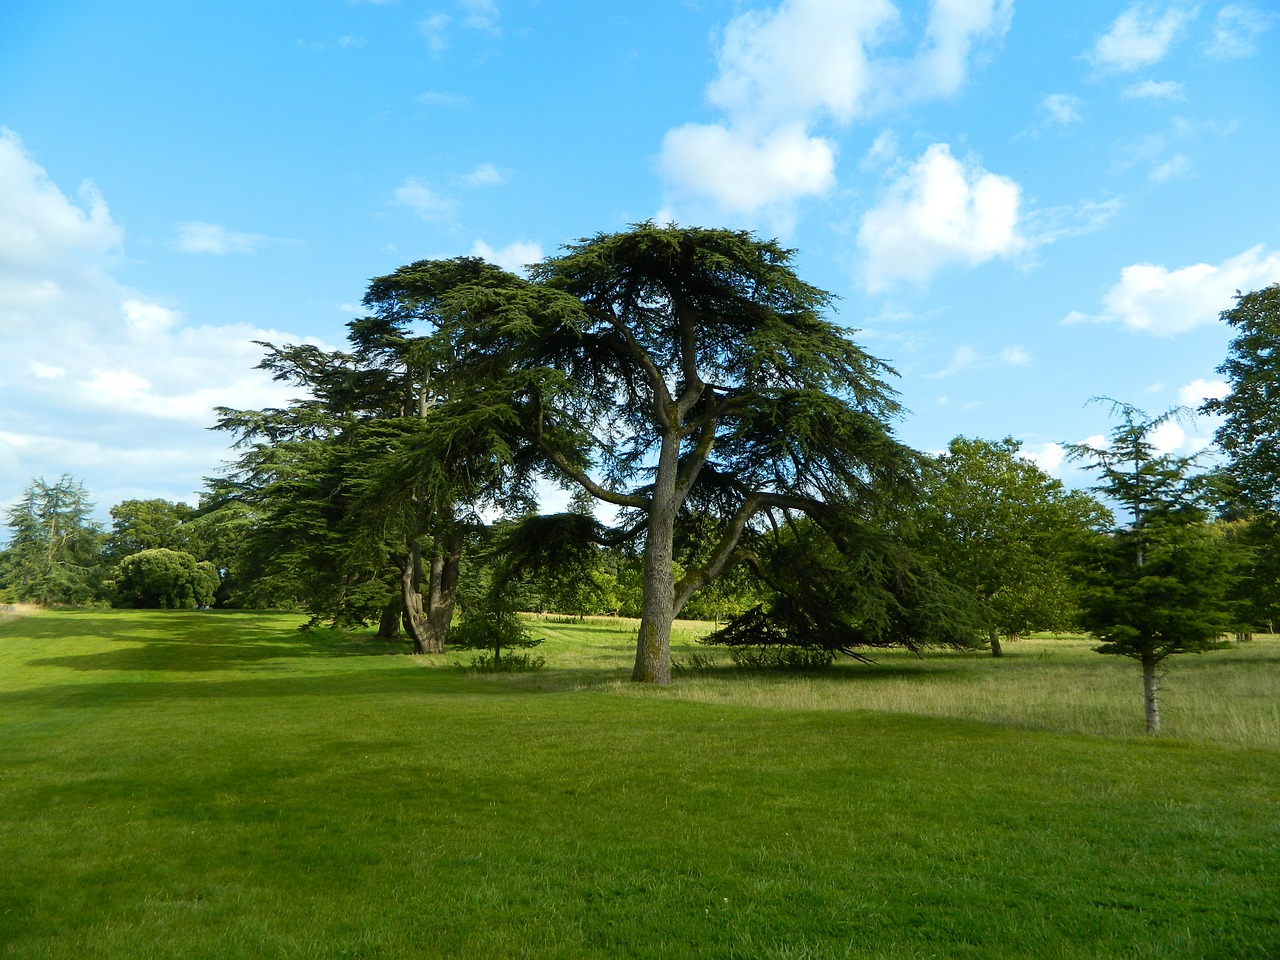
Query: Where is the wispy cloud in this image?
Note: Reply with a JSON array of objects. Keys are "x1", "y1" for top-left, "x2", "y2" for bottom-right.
[
  {"x1": 929, "y1": 343, "x2": 1031, "y2": 379},
  {"x1": 174, "y1": 221, "x2": 268, "y2": 255},
  {"x1": 1039, "y1": 93, "x2": 1083, "y2": 126},
  {"x1": 419, "y1": 1, "x2": 501, "y2": 53},
  {"x1": 463, "y1": 163, "x2": 506, "y2": 187},
  {"x1": 391, "y1": 178, "x2": 455, "y2": 222},
  {"x1": 1204, "y1": 3, "x2": 1275, "y2": 58},
  {"x1": 1149, "y1": 153, "x2": 1192, "y2": 182},
  {"x1": 418, "y1": 90, "x2": 469, "y2": 107},
  {"x1": 1088, "y1": 3, "x2": 1196, "y2": 72},
  {"x1": 1122, "y1": 79, "x2": 1185, "y2": 100}
]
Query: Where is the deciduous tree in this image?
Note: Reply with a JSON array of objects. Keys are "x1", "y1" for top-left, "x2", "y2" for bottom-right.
[{"x1": 911, "y1": 436, "x2": 1107, "y2": 656}]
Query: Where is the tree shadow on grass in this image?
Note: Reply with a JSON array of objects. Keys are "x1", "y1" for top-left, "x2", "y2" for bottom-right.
[
  {"x1": 19, "y1": 611, "x2": 409, "y2": 675},
  {"x1": 27, "y1": 635, "x2": 406, "y2": 674}
]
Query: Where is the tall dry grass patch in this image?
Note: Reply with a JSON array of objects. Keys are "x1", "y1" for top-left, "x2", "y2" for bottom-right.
[{"x1": 613, "y1": 633, "x2": 1280, "y2": 749}]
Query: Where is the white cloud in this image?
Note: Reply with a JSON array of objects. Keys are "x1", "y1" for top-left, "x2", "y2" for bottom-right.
[
  {"x1": 1122, "y1": 79, "x2": 1185, "y2": 100},
  {"x1": 860, "y1": 130, "x2": 899, "y2": 171},
  {"x1": 929, "y1": 342, "x2": 1030, "y2": 379},
  {"x1": 419, "y1": 1, "x2": 500, "y2": 51},
  {"x1": 1205, "y1": 4, "x2": 1275, "y2": 58},
  {"x1": 659, "y1": 122, "x2": 837, "y2": 218},
  {"x1": 1149, "y1": 418, "x2": 1186, "y2": 454},
  {"x1": 460, "y1": 0, "x2": 499, "y2": 32},
  {"x1": 1066, "y1": 244, "x2": 1280, "y2": 335},
  {"x1": 122, "y1": 298, "x2": 180, "y2": 337},
  {"x1": 174, "y1": 221, "x2": 265, "y2": 255},
  {"x1": 470, "y1": 239, "x2": 543, "y2": 275},
  {"x1": 1039, "y1": 93, "x2": 1083, "y2": 126},
  {"x1": 705, "y1": 0, "x2": 899, "y2": 129},
  {"x1": 857, "y1": 143, "x2": 1024, "y2": 290},
  {"x1": 1089, "y1": 3, "x2": 1197, "y2": 72},
  {"x1": 1178, "y1": 377, "x2": 1230, "y2": 406},
  {"x1": 419, "y1": 14, "x2": 451, "y2": 53},
  {"x1": 1019, "y1": 441, "x2": 1065, "y2": 473},
  {"x1": 930, "y1": 344, "x2": 982, "y2": 379},
  {"x1": 392, "y1": 178, "x2": 455, "y2": 222},
  {"x1": 463, "y1": 163, "x2": 506, "y2": 187},
  {"x1": 0, "y1": 127, "x2": 121, "y2": 315},
  {"x1": 659, "y1": 0, "x2": 1014, "y2": 219},
  {"x1": 0, "y1": 127, "x2": 313, "y2": 505}
]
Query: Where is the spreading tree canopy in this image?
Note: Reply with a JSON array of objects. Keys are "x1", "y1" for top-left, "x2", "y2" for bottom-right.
[
  {"x1": 422, "y1": 223, "x2": 980, "y2": 681},
  {"x1": 216, "y1": 258, "x2": 537, "y2": 650}
]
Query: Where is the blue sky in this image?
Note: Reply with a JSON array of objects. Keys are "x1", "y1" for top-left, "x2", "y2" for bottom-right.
[{"x1": 2, "y1": 0, "x2": 1278, "y2": 525}]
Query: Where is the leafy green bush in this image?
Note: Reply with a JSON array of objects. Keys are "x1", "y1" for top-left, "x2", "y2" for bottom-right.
[{"x1": 109, "y1": 548, "x2": 220, "y2": 609}]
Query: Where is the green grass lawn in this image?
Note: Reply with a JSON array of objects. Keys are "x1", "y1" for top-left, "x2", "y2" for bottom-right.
[{"x1": 2, "y1": 610, "x2": 1278, "y2": 959}]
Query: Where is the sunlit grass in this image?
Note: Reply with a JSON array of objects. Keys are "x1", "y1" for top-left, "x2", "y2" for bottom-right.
[{"x1": 1, "y1": 610, "x2": 1277, "y2": 959}]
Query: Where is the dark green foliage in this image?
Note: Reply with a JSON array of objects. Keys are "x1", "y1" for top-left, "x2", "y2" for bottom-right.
[
  {"x1": 448, "y1": 597, "x2": 544, "y2": 671},
  {"x1": 1204, "y1": 284, "x2": 1280, "y2": 511},
  {"x1": 0, "y1": 475, "x2": 104, "y2": 605},
  {"x1": 705, "y1": 516, "x2": 986, "y2": 662},
  {"x1": 724, "y1": 642, "x2": 835, "y2": 670},
  {"x1": 109, "y1": 548, "x2": 220, "y2": 609},
  {"x1": 1075, "y1": 519, "x2": 1236, "y2": 663},
  {"x1": 428, "y1": 223, "x2": 947, "y2": 682},
  {"x1": 1069, "y1": 402, "x2": 1242, "y2": 731},
  {"x1": 1221, "y1": 513, "x2": 1280, "y2": 632}
]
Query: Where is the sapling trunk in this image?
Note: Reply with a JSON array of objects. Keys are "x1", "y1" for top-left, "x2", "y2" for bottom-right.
[{"x1": 1142, "y1": 658, "x2": 1161, "y2": 734}]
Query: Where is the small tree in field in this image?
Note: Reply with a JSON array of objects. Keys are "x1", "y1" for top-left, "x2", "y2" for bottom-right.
[{"x1": 1069, "y1": 403, "x2": 1238, "y2": 733}]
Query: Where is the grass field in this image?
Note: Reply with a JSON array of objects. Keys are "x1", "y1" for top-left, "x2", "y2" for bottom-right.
[{"x1": 1, "y1": 610, "x2": 1277, "y2": 958}]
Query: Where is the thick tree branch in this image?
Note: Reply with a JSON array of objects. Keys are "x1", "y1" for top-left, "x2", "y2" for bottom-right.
[{"x1": 536, "y1": 439, "x2": 650, "y2": 509}]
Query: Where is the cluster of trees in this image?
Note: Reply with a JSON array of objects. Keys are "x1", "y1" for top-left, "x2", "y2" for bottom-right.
[
  {"x1": 2, "y1": 226, "x2": 1277, "y2": 732},
  {"x1": 0, "y1": 480, "x2": 234, "y2": 610}
]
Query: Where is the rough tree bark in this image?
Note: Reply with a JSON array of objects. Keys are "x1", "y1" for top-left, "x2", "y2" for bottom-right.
[{"x1": 397, "y1": 541, "x2": 459, "y2": 654}]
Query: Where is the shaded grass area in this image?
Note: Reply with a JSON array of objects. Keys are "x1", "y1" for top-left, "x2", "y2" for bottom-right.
[{"x1": 1, "y1": 611, "x2": 1278, "y2": 958}]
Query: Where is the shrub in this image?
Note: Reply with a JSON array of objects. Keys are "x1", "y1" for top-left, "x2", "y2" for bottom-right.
[
  {"x1": 728, "y1": 645, "x2": 835, "y2": 671},
  {"x1": 464, "y1": 652, "x2": 546, "y2": 672},
  {"x1": 109, "y1": 549, "x2": 219, "y2": 609}
]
